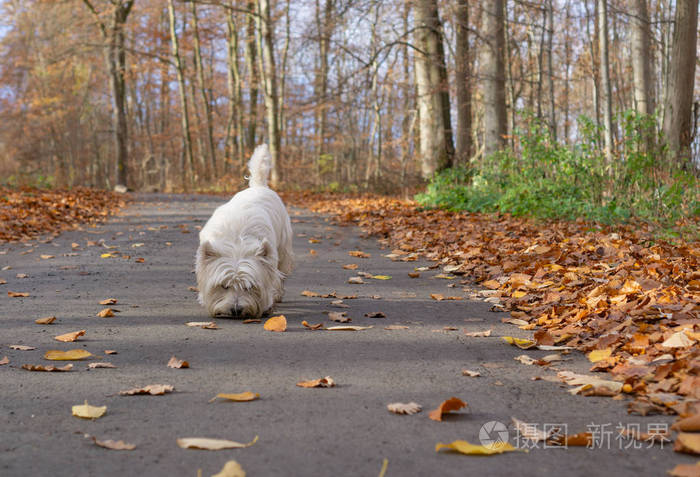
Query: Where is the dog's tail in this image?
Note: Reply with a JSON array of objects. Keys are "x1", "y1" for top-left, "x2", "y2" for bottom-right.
[{"x1": 247, "y1": 144, "x2": 272, "y2": 188}]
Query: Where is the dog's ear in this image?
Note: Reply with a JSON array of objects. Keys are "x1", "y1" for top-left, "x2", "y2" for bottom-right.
[
  {"x1": 256, "y1": 238, "x2": 273, "y2": 258},
  {"x1": 199, "y1": 241, "x2": 219, "y2": 261}
]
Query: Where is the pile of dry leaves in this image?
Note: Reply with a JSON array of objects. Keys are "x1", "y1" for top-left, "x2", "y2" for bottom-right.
[
  {"x1": 287, "y1": 192, "x2": 699, "y2": 418},
  {"x1": 0, "y1": 187, "x2": 124, "y2": 242}
]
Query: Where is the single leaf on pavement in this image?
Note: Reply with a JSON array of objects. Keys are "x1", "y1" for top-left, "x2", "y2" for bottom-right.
[
  {"x1": 104, "y1": 350, "x2": 118, "y2": 355},
  {"x1": 502, "y1": 336, "x2": 537, "y2": 349},
  {"x1": 327, "y1": 311, "x2": 350, "y2": 323},
  {"x1": 185, "y1": 321, "x2": 218, "y2": 329},
  {"x1": 435, "y1": 440, "x2": 519, "y2": 455},
  {"x1": 464, "y1": 329, "x2": 492, "y2": 337},
  {"x1": 428, "y1": 397, "x2": 467, "y2": 421},
  {"x1": 342, "y1": 263, "x2": 358, "y2": 270},
  {"x1": 119, "y1": 384, "x2": 174, "y2": 396},
  {"x1": 297, "y1": 376, "x2": 335, "y2": 388},
  {"x1": 515, "y1": 355, "x2": 536, "y2": 365},
  {"x1": 384, "y1": 325, "x2": 409, "y2": 330},
  {"x1": 35, "y1": 316, "x2": 56, "y2": 325},
  {"x1": 301, "y1": 320, "x2": 324, "y2": 330},
  {"x1": 211, "y1": 392, "x2": 260, "y2": 403},
  {"x1": 44, "y1": 349, "x2": 92, "y2": 360},
  {"x1": 348, "y1": 276, "x2": 364, "y2": 284},
  {"x1": 176, "y1": 436, "x2": 258, "y2": 450},
  {"x1": 301, "y1": 290, "x2": 320, "y2": 297},
  {"x1": 54, "y1": 330, "x2": 86, "y2": 342},
  {"x1": 668, "y1": 462, "x2": 700, "y2": 477},
  {"x1": 326, "y1": 325, "x2": 372, "y2": 331},
  {"x1": 364, "y1": 312, "x2": 386, "y2": 318},
  {"x1": 348, "y1": 250, "x2": 370, "y2": 258},
  {"x1": 8, "y1": 291, "x2": 29, "y2": 297},
  {"x1": 462, "y1": 369, "x2": 481, "y2": 377},
  {"x1": 22, "y1": 363, "x2": 73, "y2": 372},
  {"x1": 167, "y1": 356, "x2": 189, "y2": 369},
  {"x1": 10, "y1": 345, "x2": 36, "y2": 351},
  {"x1": 372, "y1": 275, "x2": 392, "y2": 280},
  {"x1": 212, "y1": 460, "x2": 246, "y2": 477},
  {"x1": 88, "y1": 362, "x2": 116, "y2": 369},
  {"x1": 263, "y1": 315, "x2": 287, "y2": 332},
  {"x1": 99, "y1": 298, "x2": 118, "y2": 305},
  {"x1": 40, "y1": 254, "x2": 54, "y2": 259},
  {"x1": 0, "y1": 356, "x2": 8, "y2": 365},
  {"x1": 387, "y1": 402, "x2": 422, "y2": 415},
  {"x1": 90, "y1": 436, "x2": 136, "y2": 451},
  {"x1": 72, "y1": 401, "x2": 107, "y2": 419},
  {"x1": 97, "y1": 309, "x2": 115, "y2": 318}
]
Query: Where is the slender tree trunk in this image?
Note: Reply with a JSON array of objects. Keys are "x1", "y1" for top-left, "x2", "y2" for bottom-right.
[
  {"x1": 167, "y1": 0, "x2": 195, "y2": 190},
  {"x1": 245, "y1": 2, "x2": 259, "y2": 150},
  {"x1": 315, "y1": 0, "x2": 334, "y2": 160},
  {"x1": 662, "y1": 0, "x2": 698, "y2": 166},
  {"x1": 597, "y1": 0, "x2": 614, "y2": 162},
  {"x1": 190, "y1": 1, "x2": 217, "y2": 178},
  {"x1": 563, "y1": 1, "x2": 572, "y2": 143},
  {"x1": 546, "y1": 0, "x2": 556, "y2": 140},
  {"x1": 225, "y1": 6, "x2": 244, "y2": 168},
  {"x1": 584, "y1": 0, "x2": 601, "y2": 129},
  {"x1": 413, "y1": 0, "x2": 453, "y2": 178},
  {"x1": 480, "y1": 0, "x2": 508, "y2": 158},
  {"x1": 455, "y1": 0, "x2": 471, "y2": 165},
  {"x1": 256, "y1": 0, "x2": 281, "y2": 186}
]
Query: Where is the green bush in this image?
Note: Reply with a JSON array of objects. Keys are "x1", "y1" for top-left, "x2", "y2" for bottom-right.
[{"x1": 416, "y1": 112, "x2": 699, "y2": 229}]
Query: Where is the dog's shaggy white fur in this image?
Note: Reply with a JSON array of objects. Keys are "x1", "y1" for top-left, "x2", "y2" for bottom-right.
[{"x1": 195, "y1": 144, "x2": 293, "y2": 318}]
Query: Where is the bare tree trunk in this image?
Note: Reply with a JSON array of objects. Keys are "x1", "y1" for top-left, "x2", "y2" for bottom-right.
[
  {"x1": 563, "y1": 1, "x2": 572, "y2": 143},
  {"x1": 455, "y1": 0, "x2": 471, "y2": 166},
  {"x1": 597, "y1": 0, "x2": 614, "y2": 162},
  {"x1": 584, "y1": 0, "x2": 601, "y2": 129},
  {"x1": 190, "y1": 1, "x2": 217, "y2": 178},
  {"x1": 167, "y1": 0, "x2": 195, "y2": 190},
  {"x1": 245, "y1": 2, "x2": 259, "y2": 150},
  {"x1": 480, "y1": 0, "x2": 507, "y2": 158},
  {"x1": 413, "y1": 0, "x2": 453, "y2": 178},
  {"x1": 225, "y1": 5, "x2": 244, "y2": 168},
  {"x1": 81, "y1": 0, "x2": 134, "y2": 189},
  {"x1": 545, "y1": 0, "x2": 556, "y2": 140},
  {"x1": 315, "y1": 0, "x2": 334, "y2": 160},
  {"x1": 662, "y1": 0, "x2": 698, "y2": 166},
  {"x1": 256, "y1": 0, "x2": 281, "y2": 186}
]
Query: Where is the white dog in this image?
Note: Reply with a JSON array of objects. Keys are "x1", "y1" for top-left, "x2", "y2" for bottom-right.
[{"x1": 196, "y1": 144, "x2": 293, "y2": 318}]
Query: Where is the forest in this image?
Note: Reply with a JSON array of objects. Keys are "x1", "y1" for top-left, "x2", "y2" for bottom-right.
[{"x1": 0, "y1": 0, "x2": 698, "y2": 225}]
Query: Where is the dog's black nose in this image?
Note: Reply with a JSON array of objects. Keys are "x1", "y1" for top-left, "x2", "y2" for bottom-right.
[{"x1": 230, "y1": 306, "x2": 243, "y2": 317}]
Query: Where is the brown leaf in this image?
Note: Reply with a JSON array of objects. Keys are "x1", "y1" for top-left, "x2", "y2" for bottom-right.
[
  {"x1": 90, "y1": 436, "x2": 136, "y2": 451},
  {"x1": 54, "y1": 330, "x2": 86, "y2": 342},
  {"x1": 8, "y1": 291, "x2": 29, "y2": 297},
  {"x1": 301, "y1": 290, "x2": 320, "y2": 297},
  {"x1": 296, "y1": 376, "x2": 335, "y2": 388},
  {"x1": 0, "y1": 356, "x2": 9, "y2": 365},
  {"x1": 408, "y1": 272, "x2": 420, "y2": 278},
  {"x1": 364, "y1": 312, "x2": 386, "y2": 318},
  {"x1": 167, "y1": 356, "x2": 190, "y2": 369},
  {"x1": 88, "y1": 362, "x2": 116, "y2": 369},
  {"x1": 327, "y1": 311, "x2": 350, "y2": 323},
  {"x1": 104, "y1": 350, "x2": 118, "y2": 355},
  {"x1": 99, "y1": 298, "x2": 118, "y2": 305},
  {"x1": 667, "y1": 462, "x2": 700, "y2": 477},
  {"x1": 10, "y1": 344, "x2": 36, "y2": 350},
  {"x1": 343, "y1": 264, "x2": 358, "y2": 270},
  {"x1": 119, "y1": 384, "x2": 174, "y2": 396},
  {"x1": 348, "y1": 250, "x2": 370, "y2": 258},
  {"x1": 263, "y1": 315, "x2": 287, "y2": 332},
  {"x1": 674, "y1": 433, "x2": 700, "y2": 455},
  {"x1": 242, "y1": 318, "x2": 261, "y2": 324},
  {"x1": 428, "y1": 397, "x2": 467, "y2": 421},
  {"x1": 35, "y1": 316, "x2": 56, "y2": 325},
  {"x1": 22, "y1": 363, "x2": 73, "y2": 372},
  {"x1": 301, "y1": 320, "x2": 324, "y2": 330},
  {"x1": 461, "y1": 369, "x2": 481, "y2": 377},
  {"x1": 673, "y1": 414, "x2": 700, "y2": 432}
]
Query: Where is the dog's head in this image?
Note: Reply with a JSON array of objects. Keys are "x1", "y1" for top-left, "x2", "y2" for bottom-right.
[{"x1": 195, "y1": 237, "x2": 282, "y2": 318}]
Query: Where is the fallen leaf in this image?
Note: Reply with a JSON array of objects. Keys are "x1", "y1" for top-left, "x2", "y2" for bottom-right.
[
  {"x1": 185, "y1": 321, "x2": 218, "y2": 329},
  {"x1": 462, "y1": 369, "x2": 481, "y2": 377},
  {"x1": 10, "y1": 345, "x2": 36, "y2": 351},
  {"x1": 502, "y1": 336, "x2": 537, "y2": 349},
  {"x1": 8, "y1": 291, "x2": 29, "y2": 297},
  {"x1": 97, "y1": 308, "x2": 115, "y2": 318},
  {"x1": 512, "y1": 417, "x2": 559, "y2": 442},
  {"x1": 428, "y1": 397, "x2": 467, "y2": 421},
  {"x1": 435, "y1": 440, "x2": 519, "y2": 455},
  {"x1": 211, "y1": 392, "x2": 260, "y2": 402},
  {"x1": 44, "y1": 349, "x2": 92, "y2": 360},
  {"x1": 618, "y1": 427, "x2": 671, "y2": 445},
  {"x1": 348, "y1": 276, "x2": 364, "y2": 284},
  {"x1": 587, "y1": 348, "x2": 613, "y2": 363},
  {"x1": 301, "y1": 290, "x2": 320, "y2": 297},
  {"x1": 54, "y1": 330, "x2": 86, "y2": 342},
  {"x1": 22, "y1": 363, "x2": 73, "y2": 372},
  {"x1": 0, "y1": 356, "x2": 8, "y2": 365},
  {"x1": 119, "y1": 384, "x2": 174, "y2": 396},
  {"x1": 515, "y1": 355, "x2": 536, "y2": 365},
  {"x1": 35, "y1": 316, "x2": 56, "y2": 324},
  {"x1": 673, "y1": 414, "x2": 700, "y2": 432},
  {"x1": 301, "y1": 320, "x2": 324, "y2": 330},
  {"x1": 430, "y1": 293, "x2": 445, "y2": 301},
  {"x1": 387, "y1": 402, "x2": 422, "y2": 415},
  {"x1": 134, "y1": 257, "x2": 145, "y2": 263},
  {"x1": 342, "y1": 264, "x2": 358, "y2": 270},
  {"x1": 72, "y1": 400, "x2": 107, "y2": 419},
  {"x1": 662, "y1": 331, "x2": 695, "y2": 349},
  {"x1": 408, "y1": 272, "x2": 420, "y2": 278},
  {"x1": 667, "y1": 462, "x2": 700, "y2": 477},
  {"x1": 90, "y1": 436, "x2": 136, "y2": 451},
  {"x1": 40, "y1": 254, "x2": 54, "y2": 259},
  {"x1": 88, "y1": 362, "x2": 116, "y2": 369},
  {"x1": 104, "y1": 350, "x2": 118, "y2": 355},
  {"x1": 242, "y1": 318, "x2": 261, "y2": 324},
  {"x1": 16, "y1": 273, "x2": 28, "y2": 278},
  {"x1": 464, "y1": 329, "x2": 492, "y2": 337},
  {"x1": 99, "y1": 298, "x2": 117, "y2": 305},
  {"x1": 326, "y1": 325, "x2": 372, "y2": 331},
  {"x1": 675, "y1": 433, "x2": 700, "y2": 455},
  {"x1": 348, "y1": 250, "x2": 370, "y2": 258},
  {"x1": 364, "y1": 312, "x2": 386, "y2": 318},
  {"x1": 384, "y1": 325, "x2": 409, "y2": 330},
  {"x1": 167, "y1": 356, "x2": 190, "y2": 369},
  {"x1": 263, "y1": 315, "x2": 287, "y2": 332},
  {"x1": 557, "y1": 371, "x2": 623, "y2": 395},
  {"x1": 502, "y1": 318, "x2": 529, "y2": 326},
  {"x1": 328, "y1": 311, "x2": 350, "y2": 323},
  {"x1": 372, "y1": 275, "x2": 392, "y2": 280},
  {"x1": 481, "y1": 280, "x2": 502, "y2": 290},
  {"x1": 176, "y1": 436, "x2": 259, "y2": 450},
  {"x1": 297, "y1": 376, "x2": 335, "y2": 388},
  {"x1": 212, "y1": 460, "x2": 246, "y2": 477}
]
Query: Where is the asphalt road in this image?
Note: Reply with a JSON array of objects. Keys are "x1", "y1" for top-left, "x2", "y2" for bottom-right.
[{"x1": 0, "y1": 194, "x2": 690, "y2": 476}]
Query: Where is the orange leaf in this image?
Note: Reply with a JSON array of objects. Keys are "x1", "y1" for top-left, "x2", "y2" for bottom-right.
[
  {"x1": 428, "y1": 397, "x2": 467, "y2": 421},
  {"x1": 263, "y1": 315, "x2": 287, "y2": 332},
  {"x1": 297, "y1": 376, "x2": 335, "y2": 388},
  {"x1": 167, "y1": 356, "x2": 190, "y2": 369},
  {"x1": 54, "y1": 330, "x2": 86, "y2": 342}
]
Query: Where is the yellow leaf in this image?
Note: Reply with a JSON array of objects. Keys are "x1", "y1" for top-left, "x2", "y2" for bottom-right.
[
  {"x1": 212, "y1": 392, "x2": 260, "y2": 402},
  {"x1": 212, "y1": 460, "x2": 246, "y2": 477},
  {"x1": 176, "y1": 436, "x2": 258, "y2": 450},
  {"x1": 502, "y1": 336, "x2": 537, "y2": 349},
  {"x1": 100, "y1": 253, "x2": 114, "y2": 258},
  {"x1": 72, "y1": 400, "x2": 106, "y2": 419},
  {"x1": 263, "y1": 315, "x2": 287, "y2": 332},
  {"x1": 372, "y1": 275, "x2": 392, "y2": 280},
  {"x1": 512, "y1": 291, "x2": 528, "y2": 299},
  {"x1": 44, "y1": 349, "x2": 93, "y2": 361},
  {"x1": 435, "y1": 440, "x2": 521, "y2": 455},
  {"x1": 587, "y1": 348, "x2": 612, "y2": 363}
]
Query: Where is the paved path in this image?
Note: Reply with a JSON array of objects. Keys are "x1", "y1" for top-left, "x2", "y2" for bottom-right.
[{"x1": 0, "y1": 194, "x2": 686, "y2": 476}]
